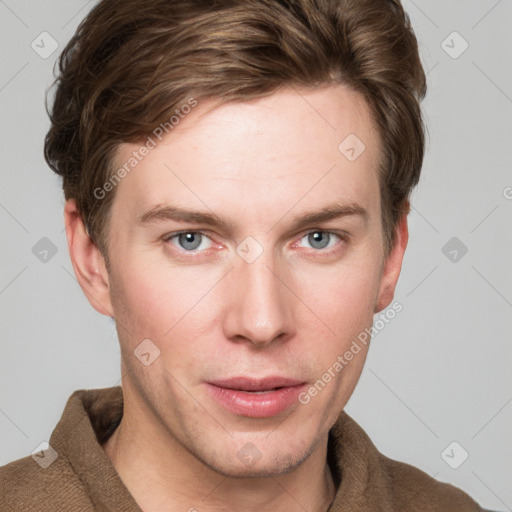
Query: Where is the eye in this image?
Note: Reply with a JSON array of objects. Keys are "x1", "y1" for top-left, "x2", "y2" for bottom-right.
[
  {"x1": 166, "y1": 231, "x2": 213, "y2": 251},
  {"x1": 299, "y1": 231, "x2": 342, "y2": 250}
]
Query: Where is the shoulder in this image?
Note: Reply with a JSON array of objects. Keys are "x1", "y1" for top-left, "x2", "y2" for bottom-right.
[
  {"x1": 329, "y1": 412, "x2": 490, "y2": 511},
  {"x1": 0, "y1": 453, "x2": 94, "y2": 512},
  {"x1": 378, "y1": 453, "x2": 485, "y2": 511}
]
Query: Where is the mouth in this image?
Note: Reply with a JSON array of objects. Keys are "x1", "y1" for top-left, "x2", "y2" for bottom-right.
[{"x1": 205, "y1": 376, "x2": 307, "y2": 418}]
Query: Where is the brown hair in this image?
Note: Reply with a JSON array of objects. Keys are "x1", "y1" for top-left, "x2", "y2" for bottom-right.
[{"x1": 44, "y1": 0, "x2": 426, "y2": 257}]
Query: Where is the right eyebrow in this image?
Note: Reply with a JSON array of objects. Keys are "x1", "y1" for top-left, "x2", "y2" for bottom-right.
[{"x1": 138, "y1": 204, "x2": 234, "y2": 232}]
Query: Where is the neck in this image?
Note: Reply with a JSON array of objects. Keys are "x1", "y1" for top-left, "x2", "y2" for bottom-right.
[{"x1": 102, "y1": 385, "x2": 336, "y2": 512}]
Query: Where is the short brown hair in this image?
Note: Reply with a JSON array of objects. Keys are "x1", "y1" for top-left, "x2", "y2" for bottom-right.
[{"x1": 44, "y1": 0, "x2": 426, "y2": 257}]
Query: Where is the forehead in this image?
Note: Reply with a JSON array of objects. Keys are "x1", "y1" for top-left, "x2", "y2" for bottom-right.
[{"x1": 111, "y1": 84, "x2": 381, "y2": 225}]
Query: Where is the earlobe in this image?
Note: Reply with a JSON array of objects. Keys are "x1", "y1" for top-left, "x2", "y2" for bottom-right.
[
  {"x1": 64, "y1": 199, "x2": 114, "y2": 317},
  {"x1": 374, "y1": 211, "x2": 409, "y2": 313}
]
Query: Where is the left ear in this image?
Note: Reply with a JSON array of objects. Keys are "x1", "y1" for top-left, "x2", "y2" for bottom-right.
[{"x1": 374, "y1": 209, "x2": 409, "y2": 313}]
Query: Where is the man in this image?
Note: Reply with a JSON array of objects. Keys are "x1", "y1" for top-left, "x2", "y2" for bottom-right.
[{"x1": 0, "y1": 0, "x2": 492, "y2": 510}]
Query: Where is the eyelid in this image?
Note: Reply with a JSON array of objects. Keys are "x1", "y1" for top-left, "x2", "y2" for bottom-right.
[
  {"x1": 163, "y1": 229, "x2": 212, "y2": 242},
  {"x1": 303, "y1": 228, "x2": 348, "y2": 238},
  {"x1": 296, "y1": 228, "x2": 349, "y2": 242}
]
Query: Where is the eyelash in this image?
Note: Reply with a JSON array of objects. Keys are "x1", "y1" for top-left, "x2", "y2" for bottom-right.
[{"x1": 163, "y1": 229, "x2": 348, "y2": 256}]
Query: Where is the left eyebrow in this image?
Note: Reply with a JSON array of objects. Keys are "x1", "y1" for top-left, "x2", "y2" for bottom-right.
[{"x1": 283, "y1": 202, "x2": 369, "y2": 233}]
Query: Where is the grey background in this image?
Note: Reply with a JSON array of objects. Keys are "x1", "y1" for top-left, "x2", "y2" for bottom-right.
[{"x1": 0, "y1": 0, "x2": 511, "y2": 509}]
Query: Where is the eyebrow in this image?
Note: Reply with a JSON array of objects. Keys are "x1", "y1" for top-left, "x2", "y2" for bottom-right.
[
  {"x1": 138, "y1": 201, "x2": 368, "y2": 233},
  {"x1": 138, "y1": 205, "x2": 234, "y2": 231}
]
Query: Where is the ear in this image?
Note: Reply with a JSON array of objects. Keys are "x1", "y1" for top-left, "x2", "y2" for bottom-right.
[
  {"x1": 64, "y1": 199, "x2": 113, "y2": 317},
  {"x1": 374, "y1": 209, "x2": 409, "y2": 313}
]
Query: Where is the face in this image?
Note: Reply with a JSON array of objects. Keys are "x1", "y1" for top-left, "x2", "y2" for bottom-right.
[{"x1": 81, "y1": 84, "x2": 406, "y2": 478}]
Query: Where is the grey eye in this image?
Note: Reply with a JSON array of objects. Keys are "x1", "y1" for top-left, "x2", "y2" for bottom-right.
[
  {"x1": 307, "y1": 231, "x2": 331, "y2": 249},
  {"x1": 299, "y1": 231, "x2": 341, "y2": 250},
  {"x1": 177, "y1": 232, "x2": 204, "y2": 250}
]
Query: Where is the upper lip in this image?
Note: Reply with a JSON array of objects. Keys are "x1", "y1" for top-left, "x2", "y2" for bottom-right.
[{"x1": 208, "y1": 376, "x2": 305, "y2": 392}]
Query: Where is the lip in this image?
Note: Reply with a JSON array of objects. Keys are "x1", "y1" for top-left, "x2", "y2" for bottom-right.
[{"x1": 205, "y1": 376, "x2": 307, "y2": 418}]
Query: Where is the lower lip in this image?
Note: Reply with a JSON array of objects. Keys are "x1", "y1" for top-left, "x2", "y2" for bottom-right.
[{"x1": 205, "y1": 383, "x2": 307, "y2": 418}]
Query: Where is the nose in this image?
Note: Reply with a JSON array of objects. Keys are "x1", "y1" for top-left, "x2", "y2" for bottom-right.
[{"x1": 222, "y1": 251, "x2": 293, "y2": 348}]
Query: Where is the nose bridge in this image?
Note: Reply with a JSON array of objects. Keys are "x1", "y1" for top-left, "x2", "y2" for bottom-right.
[{"x1": 225, "y1": 247, "x2": 290, "y2": 346}]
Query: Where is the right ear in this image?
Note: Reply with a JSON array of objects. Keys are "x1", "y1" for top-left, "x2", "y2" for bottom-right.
[{"x1": 64, "y1": 199, "x2": 114, "y2": 317}]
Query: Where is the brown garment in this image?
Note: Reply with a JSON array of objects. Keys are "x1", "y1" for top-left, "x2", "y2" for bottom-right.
[{"x1": 0, "y1": 386, "x2": 486, "y2": 511}]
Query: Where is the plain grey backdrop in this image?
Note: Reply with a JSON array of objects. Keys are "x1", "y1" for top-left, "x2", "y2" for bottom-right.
[{"x1": 1, "y1": 0, "x2": 511, "y2": 509}]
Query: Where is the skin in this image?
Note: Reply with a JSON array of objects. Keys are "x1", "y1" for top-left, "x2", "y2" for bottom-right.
[{"x1": 65, "y1": 84, "x2": 408, "y2": 512}]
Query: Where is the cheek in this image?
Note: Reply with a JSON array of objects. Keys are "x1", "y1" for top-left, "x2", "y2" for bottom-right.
[
  {"x1": 294, "y1": 255, "x2": 381, "y2": 337},
  {"x1": 108, "y1": 258, "x2": 224, "y2": 346},
  {"x1": 292, "y1": 261, "x2": 379, "y2": 426},
  {"x1": 109, "y1": 270, "x2": 166, "y2": 339}
]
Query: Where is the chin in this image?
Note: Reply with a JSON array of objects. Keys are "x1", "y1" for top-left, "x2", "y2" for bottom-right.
[{"x1": 195, "y1": 438, "x2": 313, "y2": 480}]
